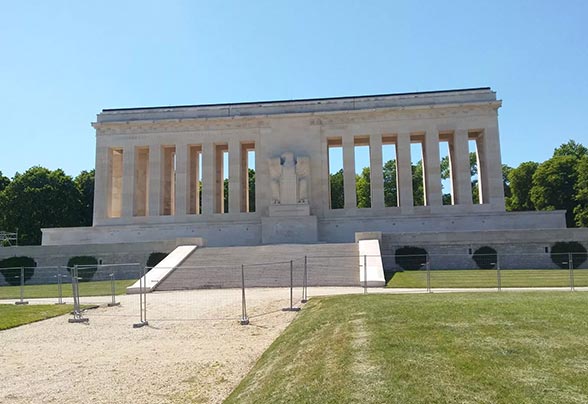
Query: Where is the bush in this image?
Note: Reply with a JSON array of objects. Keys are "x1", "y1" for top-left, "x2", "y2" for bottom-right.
[
  {"x1": 395, "y1": 246, "x2": 428, "y2": 271},
  {"x1": 146, "y1": 252, "x2": 169, "y2": 269},
  {"x1": 472, "y1": 246, "x2": 498, "y2": 269},
  {"x1": 67, "y1": 256, "x2": 98, "y2": 282},
  {"x1": 550, "y1": 242, "x2": 587, "y2": 269},
  {"x1": 0, "y1": 256, "x2": 36, "y2": 286}
]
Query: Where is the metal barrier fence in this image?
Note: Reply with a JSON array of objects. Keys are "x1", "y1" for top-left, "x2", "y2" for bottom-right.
[{"x1": 1, "y1": 251, "x2": 587, "y2": 328}]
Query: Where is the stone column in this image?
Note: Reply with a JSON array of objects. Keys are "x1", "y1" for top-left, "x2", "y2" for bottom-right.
[
  {"x1": 148, "y1": 144, "x2": 162, "y2": 216},
  {"x1": 201, "y1": 142, "x2": 215, "y2": 215},
  {"x1": 228, "y1": 140, "x2": 242, "y2": 213},
  {"x1": 369, "y1": 134, "x2": 384, "y2": 208},
  {"x1": 480, "y1": 126, "x2": 505, "y2": 208},
  {"x1": 450, "y1": 129, "x2": 473, "y2": 205},
  {"x1": 396, "y1": 132, "x2": 413, "y2": 208},
  {"x1": 423, "y1": 129, "x2": 442, "y2": 207},
  {"x1": 121, "y1": 145, "x2": 136, "y2": 218},
  {"x1": 175, "y1": 143, "x2": 188, "y2": 216},
  {"x1": 342, "y1": 135, "x2": 356, "y2": 209},
  {"x1": 92, "y1": 145, "x2": 109, "y2": 223}
]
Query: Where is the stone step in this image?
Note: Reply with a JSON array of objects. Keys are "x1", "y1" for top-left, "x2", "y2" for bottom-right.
[{"x1": 155, "y1": 243, "x2": 360, "y2": 291}]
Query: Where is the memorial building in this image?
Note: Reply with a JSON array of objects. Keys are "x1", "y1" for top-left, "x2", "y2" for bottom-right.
[{"x1": 42, "y1": 87, "x2": 565, "y2": 247}]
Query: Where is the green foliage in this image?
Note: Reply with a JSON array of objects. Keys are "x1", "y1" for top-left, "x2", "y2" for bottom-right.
[
  {"x1": 383, "y1": 159, "x2": 397, "y2": 207},
  {"x1": 248, "y1": 168, "x2": 256, "y2": 212},
  {"x1": 147, "y1": 252, "x2": 168, "y2": 268},
  {"x1": 506, "y1": 161, "x2": 539, "y2": 211},
  {"x1": 550, "y1": 242, "x2": 587, "y2": 269},
  {"x1": 0, "y1": 256, "x2": 36, "y2": 286},
  {"x1": 502, "y1": 164, "x2": 512, "y2": 199},
  {"x1": 355, "y1": 167, "x2": 371, "y2": 208},
  {"x1": 531, "y1": 156, "x2": 579, "y2": 227},
  {"x1": 75, "y1": 169, "x2": 94, "y2": 226},
  {"x1": 553, "y1": 139, "x2": 588, "y2": 159},
  {"x1": 574, "y1": 157, "x2": 588, "y2": 227},
  {"x1": 472, "y1": 246, "x2": 497, "y2": 269},
  {"x1": 329, "y1": 169, "x2": 344, "y2": 209},
  {"x1": 67, "y1": 256, "x2": 98, "y2": 282},
  {"x1": 0, "y1": 166, "x2": 84, "y2": 244},
  {"x1": 0, "y1": 170, "x2": 9, "y2": 193},
  {"x1": 395, "y1": 246, "x2": 428, "y2": 270},
  {"x1": 412, "y1": 161, "x2": 424, "y2": 206}
]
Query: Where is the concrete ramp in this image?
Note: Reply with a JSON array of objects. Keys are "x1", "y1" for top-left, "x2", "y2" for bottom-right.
[
  {"x1": 358, "y1": 239, "x2": 386, "y2": 287},
  {"x1": 155, "y1": 243, "x2": 360, "y2": 291},
  {"x1": 127, "y1": 245, "x2": 198, "y2": 294}
]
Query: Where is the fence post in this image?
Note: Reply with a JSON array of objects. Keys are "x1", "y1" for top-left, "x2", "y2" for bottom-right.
[
  {"x1": 240, "y1": 264, "x2": 249, "y2": 325},
  {"x1": 55, "y1": 267, "x2": 65, "y2": 305},
  {"x1": 425, "y1": 258, "x2": 431, "y2": 293},
  {"x1": 107, "y1": 271, "x2": 120, "y2": 307},
  {"x1": 496, "y1": 255, "x2": 502, "y2": 292},
  {"x1": 301, "y1": 256, "x2": 308, "y2": 303},
  {"x1": 133, "y1": 266, "x2": 149, "y2": 328},
  {"x1": 568, "y1": 252, "x2": 575, "y2": 292},
  {"x1": 68, "y1": 265, "x2": 89, "y2": 323},
  {"x1": 282, "y1": 260, "x2": 300, "y2": 312},
  {"x1": 15, "y1": 267, "x2": 29, "y2": 305}
]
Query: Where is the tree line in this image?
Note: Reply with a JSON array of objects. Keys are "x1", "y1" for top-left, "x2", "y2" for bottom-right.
[{"x1": 0, "y1": 140, "x2": 585, "y2": 246}]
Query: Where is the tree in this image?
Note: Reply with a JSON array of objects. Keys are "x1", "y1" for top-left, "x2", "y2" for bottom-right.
[
  {"x1": 329, "y1": 169, "x2": 344, "y2": 209},
  {"x1": 553, "y1": 140, "x2": 588, "y2": 159},
  {"x1": 506, "y1": 162, "x2": 539, "y2": 211},
  {"x1": 0, "y1": 171, "x2": 9, "y2": 193},
  {"x1": 412, "y1": 162, "x2": 424, "y2": 206},
  {"x1": 0, "y1": 166, "x2": 83, "y2": 245},
  {"x1": 530, "y1": 156, "x2": 579, "y2": 227},
  {"x1": 75, "y1": 169, "x2": 94, "y2": 226},
  {"x1": 383, "y1": 159, "x2": 397, "y2": 207},
  {"x1": 574, "y1": 156, "x2": 588, "y2": 227},
  {"x1": 356, "y1": 167, "x2": 371, "y2": 208},
  {"x1": 502, "y1": 164, "x2": 513, "y2": 199},
  {"x1": 248, "y1": 168, "x2": 256, "y2": 212}
]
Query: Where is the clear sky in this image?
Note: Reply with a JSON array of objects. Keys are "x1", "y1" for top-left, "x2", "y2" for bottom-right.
[{"x1": 1, "y1": 1, "x2": 587, "y2": 178}]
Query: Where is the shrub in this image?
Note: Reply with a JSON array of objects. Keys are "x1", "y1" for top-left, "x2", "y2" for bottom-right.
[
  {"x1": 550, "y1": 242, "x2": 587, "y2": 269},
  {"x1": 472, "y1": 246, "x2": 498, "y2": 269},
  {"x1": 146, "y1": 252, "x2": 169, "y2": 269},
  {"x1": 0, "y1": 256, "x2": 36, "y2": 286},
  {"x1": 67, "y1": 256, "x2": 98, "y2": 282},
  {"x1": 395, "y1": 246, "x2": 428, "y2": 271}
]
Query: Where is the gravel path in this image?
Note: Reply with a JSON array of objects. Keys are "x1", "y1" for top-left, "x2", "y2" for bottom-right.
[{"x1": 0, "y1": 288, "x2": 302, "y2": 404}]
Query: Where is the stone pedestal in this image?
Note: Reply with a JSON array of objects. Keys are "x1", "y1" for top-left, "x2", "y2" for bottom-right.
[{"x1": 262, "y1": 204, "x2": 317, "y2": 244}]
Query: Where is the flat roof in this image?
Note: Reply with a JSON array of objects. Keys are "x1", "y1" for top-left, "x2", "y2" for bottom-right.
[{"x1": 102, "y1": 87, "x2": 492, "y2": 112}]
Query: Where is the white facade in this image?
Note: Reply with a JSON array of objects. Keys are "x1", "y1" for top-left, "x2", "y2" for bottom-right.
[{"x1": 42, "y1": 88, "x2": 567, "y2": 246}]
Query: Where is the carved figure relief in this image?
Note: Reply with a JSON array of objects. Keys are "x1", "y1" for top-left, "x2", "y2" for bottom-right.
[{"x1": 268, "y1": 152, "x2": 310, "y2": 205}]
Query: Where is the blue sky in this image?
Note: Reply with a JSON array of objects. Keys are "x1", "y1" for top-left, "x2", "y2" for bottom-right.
[{"x1": 1, "y1": 1, "x2": 587, "y2": 178}]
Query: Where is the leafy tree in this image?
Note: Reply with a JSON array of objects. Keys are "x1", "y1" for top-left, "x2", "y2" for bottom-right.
[
  {"x1": 330, "y1": 169, "x2": 344, "y2": 209},
  {"x1": 574, "y1": 156, "x2": 588, "y2": 227},
  {"x1": 531, "y1": 156, "x2": 579, "y2": 227},
  {"x1": 506, "y1": 162, "x2": 539, "y2": 211},
  {"x1": 248, "y1": 168, "x2": 256, "y2": 212},
  {"x1": 395, "y1": 246, "x2": 428, "y2": 270},
  {"x1": 0, "y1": 256, "x2": 36, "y2": 286},
  {"x1": 0, "y1": 166, "x2": 83, "y2": 245},
  {"x1": 550, "y1": 242, "x2": 587, "y2": 269},
  {"x1": 0, "y1": 171, "x2": 9, "y2": 193},
  {"x1": 502, "y1": 164, "x2": 513, "y2": 199},
  {"x1": 472, "y1": 246, "x2": 497, "y2": 269},
  {"x1": 75, "y1": 169, "x2": 94, "y2": 226},
  {"x1": 412, "y1": 161, "x2": 424, "y2": 206},
  {"x1": 383, "y1": 159, "x2": 397, "y2": 207},
  {"x1": 553, "y1": 140, "x2": 588, "y2": 159},
  {"x1": 356, "y1": 167, "x2": 371, "y2": 208},
  {"x1": 67, "y1": 256, "x2": 98, "y2": 282}
]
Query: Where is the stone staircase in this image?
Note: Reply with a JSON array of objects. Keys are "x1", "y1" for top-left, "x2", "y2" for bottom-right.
[{"x1": 155, "y1": 243, "x2": 359, "y2": 291}]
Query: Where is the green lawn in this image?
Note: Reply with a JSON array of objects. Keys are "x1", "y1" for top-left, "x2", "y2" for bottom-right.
[
  {"x1": 0, "y1": 279, "x2": 135, "y2": 300},
  {"x1": 225, "y1": 293, "x2": 588, "y2": 404},
  {"x1": 387, "y1": 269, "x2": 588, "y2": 288},
  {"x1": 0, "y1": 304, "x2": 74, "y2": 330}
]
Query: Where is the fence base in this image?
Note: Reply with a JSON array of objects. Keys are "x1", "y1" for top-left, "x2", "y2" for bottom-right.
[
  {"x1": 301, "y1": 299, "x2": 308, "y2": 304},
  {"x1": 282, "y1": 307, "x2": 301, "y2": 312},
  {"x1": 68, "y1": 317, "x2": 89, "y2": 324},
  {"x1": 107, "y1": 302, "x2": 121, "y2": 307},
  {"x1": 15, "y1": 301, "x2": 29, "y2": 305},
  {"x1": 133, "y1": 321, "x2": 149, "y2": 328},
  {"x1": 239, "y1": 318, "x2": 250, "y2": 325}
]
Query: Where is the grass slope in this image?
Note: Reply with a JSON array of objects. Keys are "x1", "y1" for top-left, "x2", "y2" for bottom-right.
[
  {"x1": 0, "y1": 279, "x2": 135, "y2": 300},
  {"x1": 226, "y1": 293, "x2": 588, "y2": 404},
  {"x1": 0, "y1": 304, "x2": 74, "y2": 330},
  {"x1": 387, "y1": 269, "x2": 588, "y2": 288}
]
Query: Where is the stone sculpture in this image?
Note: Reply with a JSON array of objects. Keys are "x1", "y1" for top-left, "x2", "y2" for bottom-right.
[{"x1": 268, "y1": 152, "x2": 310, "y2": 205}]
